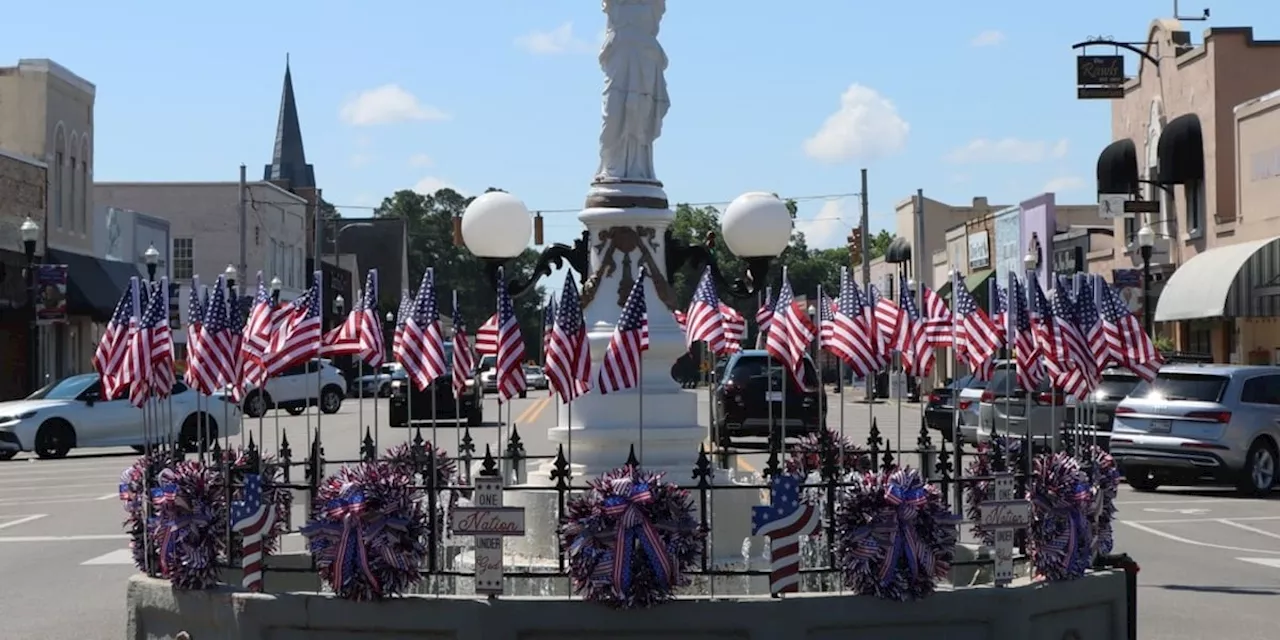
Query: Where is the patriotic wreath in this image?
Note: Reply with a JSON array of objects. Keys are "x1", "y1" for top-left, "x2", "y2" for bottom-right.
[
  {"x1": 963, "y1": 436, "x2": 1021, "y2": 545},
  {"x1": 1084, "y1": 445, "x2": 1121, "y2": 559},
  {"x1": 149, "y1": 460, "x2": 228, "y2": 590},
  {"x1": 784, "y1": 428, "x2": 870, "y2": 479},
  {"x1": 560, "y1": 465, "x2": 705, "y2": 609},
  {"x1": 384, "y1": 441, "x2": 461, "y2": 535},
  {"x1": 302, "y1": 458, "x2": 430, "y2": 601},
  {"x1": 119, "y1": 453, "x2": 169, "y2": 574},
  {"x1": 834, "y1": 466, "x2": 958, "y2": 601},
  {"x1": 1027, "y1": 452, "x2": 1095, "y2": 582},
  {"x1": 221, "y1": 447, "x2": 292, "y2": 562}
]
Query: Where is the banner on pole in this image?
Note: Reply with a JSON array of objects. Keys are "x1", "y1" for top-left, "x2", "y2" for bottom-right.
[{"x1": 35, "y1": 264, "x2": 69, "y2": 325}]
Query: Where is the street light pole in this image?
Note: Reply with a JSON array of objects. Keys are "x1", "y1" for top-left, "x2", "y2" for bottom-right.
[
  {"x1": 144, "y1": 244, "x2": 160, "y2": 283},
  {"x1": 1137, "y1": 224, "x2": 1156, "y2": 337},
  {"x1": 20, "y1": 217, "x2": 40, "y2": 394}
]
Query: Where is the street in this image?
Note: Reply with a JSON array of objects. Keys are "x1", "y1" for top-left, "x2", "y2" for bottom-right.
[{"x1": 0, "y1": 389, "x2": 1277, "y2": 639}]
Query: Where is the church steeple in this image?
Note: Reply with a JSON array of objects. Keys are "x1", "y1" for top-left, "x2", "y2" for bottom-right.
[{"x1": 263, "y1": 55, "x2": 315, "y2": 189}]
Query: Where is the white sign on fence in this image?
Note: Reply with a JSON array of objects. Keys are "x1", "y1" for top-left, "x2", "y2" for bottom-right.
[
  {"x1": 978, "y1": 474, "x2": 1031, "y2": 587},
  {"x1": 449, "y1": 476, "x2": 526, "y2": 595}
]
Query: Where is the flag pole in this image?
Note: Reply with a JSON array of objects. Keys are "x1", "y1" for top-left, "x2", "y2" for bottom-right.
[
  {"x1": 815, "y1": 284, "x2": 825, "y2": 443},
  {"x1": 949, "y1": 268, "x2": 961, "y2": 514},
  {"x1": 452, "y1": 290, "x2": 462, "y2": 459},
  {"x1": 892, "y1": 272, "x2": 903, "y2": 453},
  {"x1": 864, "y1": 278, "x2": 874, "y2": 458},
  {"x1": 1024, "y1": 269, "x2": 1035, "y2": 477}
]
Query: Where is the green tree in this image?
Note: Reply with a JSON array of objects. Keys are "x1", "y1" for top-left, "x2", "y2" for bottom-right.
[
  {"x1": 870, "y1": 229, "x2": 894, "y2": 261},
  {"x1": 374, "y1": 188, "x2": 547, "y2": 357}
]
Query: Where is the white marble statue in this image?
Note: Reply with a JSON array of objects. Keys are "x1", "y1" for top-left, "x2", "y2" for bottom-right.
[{"x1": 596, "y1": 0, "x2": 670, "y2": 184}]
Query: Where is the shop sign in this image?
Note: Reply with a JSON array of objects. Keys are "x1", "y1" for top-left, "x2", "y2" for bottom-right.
[{"x1": 1077, "y1": 55, "x2": 1126, "y2": 99}]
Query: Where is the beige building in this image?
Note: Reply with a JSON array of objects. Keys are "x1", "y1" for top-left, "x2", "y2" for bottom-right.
[
  {"x1": 1089, "y1": 20, "x2": 1280, "y2": 362},
  {"x1": 95, "y1": 181, "x2": 311, "y2": 300}
]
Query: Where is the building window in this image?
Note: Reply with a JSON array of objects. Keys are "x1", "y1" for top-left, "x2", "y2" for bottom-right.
[
  {"x1": 1185, "y1": 180, "x2": 1205, "y2": 233},
  {"x1": 68, "y1": 154, "x2": 78, "y2": 232},
  {"x1": 80, "y1": 159, "x2": 89, "y2": 233},
  {"x1": 296, "y1": 247, "x2": 304, "y2": 286},
  {"x1": 1187, "y1": 320, "x2": 1213, "y2": 356},
  {"x1": 54, "y1": 151, "x2": 64, "y2": 229},
  {"x1": 1124, "y1": 216, "x2": 1136, "y2": 246},
  {"x1": 172, "y1": 238, "x2": 194, "y2": 281}
]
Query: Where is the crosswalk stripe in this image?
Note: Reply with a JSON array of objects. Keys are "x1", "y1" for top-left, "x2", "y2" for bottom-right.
[
  {"x1": 82, "y1": 549, "x2": 134, "y2": 566},
  {"x1": 1238, "y1": 557, "x2": 1280, "y2": 569}
]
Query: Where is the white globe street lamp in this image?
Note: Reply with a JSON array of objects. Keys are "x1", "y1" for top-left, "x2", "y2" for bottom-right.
[
  {"x1": 720, "y1": 192, "x2": 792, "y2": 259},
  {"x1": 460, "y1": 191, "x2": 533, "y2": 259}
]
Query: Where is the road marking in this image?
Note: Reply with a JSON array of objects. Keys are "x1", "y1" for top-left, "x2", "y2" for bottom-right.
[
  {"x1": 0, "y1": 480, "x2": 121, "y2": 491},
  {"x1": 0, "y1": 514, "x2": 46, "y2": 530},
  {"x1": 1115, "y1": 498, "x2": 1261, "y2": 506},
  {"x1": 0, "y1": 534, "x2": 129, "y2": 542},
  {"x1": 0, "y1": 493, "x2": 110, "y2": 505},
  {"x1": 1126, "y1": 515, "x2": 1280, "y2": 525},
  {"x1": 1120, "y1": 521, "x2": 1280, "y2": 555},
  {"x1": 1217, "y1": 519, "x2": 1280, "y2": 541},
  {"x1": 1143, "y1": 507, "x2": 1210, "y2": 515},
  {"x1": 515, "y1": 396, "x2": 552, "y2": 425},
  {"x1": 96, "y1": 493, "x2": 119, "y2": 500},
  {"x1": 1238, "y1": 557, "x2": 1280, "y2": 569},
  {"x1": 82, "y1": 549, "x2": 135, "y2": 565}
]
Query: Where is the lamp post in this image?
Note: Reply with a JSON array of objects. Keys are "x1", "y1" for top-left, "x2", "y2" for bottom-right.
[
  {"x1": 143, "y1": 244, "x2": 160, "y2": 282},
  {"x1": 334, "y1": 295, "x2": 345, "y2": 320},
  {"x1": 1137, "y1": 224, "x2": 1156, "y2": 337},
  {"x1": 269, "y1": 276, "x2": 282, "y2": 306},
  {"x1": 384, "y1": 311, "x2": 396, "y2": 358},
  {"x1": 20, "y1": 217, "x2": 40, "y2": 394}
]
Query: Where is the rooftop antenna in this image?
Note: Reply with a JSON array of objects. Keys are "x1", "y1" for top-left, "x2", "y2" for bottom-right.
[{"x1": 1173, "y1": 1, "x2": 1210, "y2": 21}]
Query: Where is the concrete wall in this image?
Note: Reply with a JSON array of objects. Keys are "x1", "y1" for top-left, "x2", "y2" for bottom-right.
[{"x1": 127, "y1": 571, "x2": 1130, "y2": 640}]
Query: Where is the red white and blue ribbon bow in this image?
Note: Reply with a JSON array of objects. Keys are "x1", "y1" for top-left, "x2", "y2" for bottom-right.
[
  {"x1": 592, "y1": 478, "x2": 675, "y2": 596},
  {"x1": 877, "y1": 483, "x2": 931, "y2": 586},
  {"x1": 302, "y1": 490, "x2": 413, "y2": 598},
  {"x1": 151, "y1": 483, "x2": 213, "y2": 577}
]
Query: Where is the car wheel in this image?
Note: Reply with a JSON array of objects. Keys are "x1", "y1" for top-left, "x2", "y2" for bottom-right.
[
  {"x1": 285, "y1": 406, "x2": 305, "y2": 416},
  {"x1": 1238, "y1": 438, "x2": 1278, "y2": 497},
  {"x1": 467, "y1": 406, "x2": 483, "y2": 427},
  {"x1": 319, "y1": 386, "x2": 344, "y2": 414},
  {"x1": 34, "y1": 419, "x2": 74, "y2": 460},
  {"x1": 518, "y1": 389, "x2": 527, "y2": 399},
  {"x1": 0, "y1": 450, "x2": 16, "y2": 461},
  {"x1": 1125, "y1": 473, "x2": 1161, "y2": 492},
  {"x1": 714, "y1": 420, "x2": 732, "y2": 449},
  {"x1": 179, "y1": 414, "x2": 218, "y2": 453},
  {"x1": 243, "y1": 391, "x2": 270, "y2": 418}
]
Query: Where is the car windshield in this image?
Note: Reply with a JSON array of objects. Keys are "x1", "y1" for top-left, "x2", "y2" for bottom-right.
[
  {"x1": 28, "y1": 374, "x2": 98, "y2": 400},
  {"x1": 728, "y1": 356, "x2": 818, "y2": 386},
  {"x1": 1095, "y1": 373, "x2": 1140, "y2": 401},
  {"x1": 524, "y1": 367, "x2": 542, "y2": 375},
  {"x1": 984, "y1": 368, "x2": 1050, "y2": 396},
  {"x1": 1129, "y1": 372, "x2": 1230, "y2": 402},
  {"x1": 479, "y1": 355, "x2": 496, "y2": 371}
]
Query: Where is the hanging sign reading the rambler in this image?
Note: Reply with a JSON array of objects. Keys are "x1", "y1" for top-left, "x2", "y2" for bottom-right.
[{"x1": 1076, "y1": 55, "x2": 1126, "y2": 99}]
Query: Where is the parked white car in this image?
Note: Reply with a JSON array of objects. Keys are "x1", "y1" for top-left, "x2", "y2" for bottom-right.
[
  {"x1": 238, "y1": 359, "x2": 348, "y2": 418},
  {"x1": 0, "y1": 373, "x2": 242, "y2": 460}
]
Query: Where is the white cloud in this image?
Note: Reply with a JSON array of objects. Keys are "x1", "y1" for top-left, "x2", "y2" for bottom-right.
[
  {"x1": 794, "y1": 200, "x2": 850, "y2": 249},
  {"x1": 971, "y1": 30, "x2": 1005, "y2": 47},
  {"x1": 339, "y1": 85, "x2": 448, "y2": 126},
  {"x1": 408, "y1": 153, "x2": 434, "y2": 168},
  {"x1": 944, "y1": 137, "x2": 1070, "y2": 164},
  {"x1": 515, "y1": 23, "x2": 594, "y2": 55},
  {"x1": 413, "y1": 176, "x2": 463, "y2": 196},
  {"x1": 803, "y1": 84, "x2": 910, "y2": 164},
  {"x1": 1043, "y1": 176, "x2": 1087, "y2": 193}
]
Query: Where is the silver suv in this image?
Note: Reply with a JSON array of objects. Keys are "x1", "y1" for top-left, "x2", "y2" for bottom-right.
[
  {"x1": 976, "y1": 367, "x2": 1071, "y2": 447},
  {"x1": 1111, "y1": 364, "x2": 1280, "y2": 496}
]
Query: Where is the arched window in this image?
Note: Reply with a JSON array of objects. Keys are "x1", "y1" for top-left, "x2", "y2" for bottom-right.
[
  {"x1": 69, "y1": 132, "x2": 79, "y2": 233},
  {"x1": 52, "y1": 124, "x2": 66, "y2": 230},
  {"x1": 79, "y1": 138, "x2": 90, "y2": 233}
]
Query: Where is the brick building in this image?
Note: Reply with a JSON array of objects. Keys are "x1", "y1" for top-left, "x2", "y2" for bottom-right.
[{"x1": 0, "y1": 150, "x2": 45, "y2": 397}]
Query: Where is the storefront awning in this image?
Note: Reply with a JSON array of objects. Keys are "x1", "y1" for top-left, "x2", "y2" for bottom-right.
[
  {"x1": 1154, "y1": 236, "x2": 1280, "y2": 322},
  {"x1": 1096, "y1": 138, "x2": 1139, "y2": 194},
  {"x1": 46, "y1": 249, "x2": 141, "y2": 323},
  {"x1": 936, "y1": 269, "x2": 994, "y2": 310},
  {"x1": 1157, "y1": 114, "x2": 1205, "y2": 185}
]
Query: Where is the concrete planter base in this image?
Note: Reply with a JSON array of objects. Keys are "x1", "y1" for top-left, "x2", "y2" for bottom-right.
[{"x1": 127, "y1": 570, "x2": 1129, "y2": 640}]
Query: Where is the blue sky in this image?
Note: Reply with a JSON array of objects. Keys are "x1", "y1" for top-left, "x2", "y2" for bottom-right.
[{"x1": 6, "y1": 1, "x2": 1277, "y2": 258}]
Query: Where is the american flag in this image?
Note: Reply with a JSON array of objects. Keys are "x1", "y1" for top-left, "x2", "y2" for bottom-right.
[
  {"x1": 751, "y1": 473, "x2": 819, "y2": 596},
  {"x1": 475, "y1": 314, "x2": 499, "y2": 356},
  {"x1": 542, "y1": 296, "x2": 557, "y2": 363},
  {"x1": 1049, "y1": 281, "x2": 1098, "y2": 399},
  {"x1": 816, "y1": 291, "x2": 836, "y2": 345},
  {"x1": 266, "y1": 271, "x2": 323, "y2": 375},
  {"x1": 673, "y1": 309, "x2": 687, "y2": 334},
  {"x1": 684, "y1": 266, "x2": 728, "y2": 355},
  {"x1": 597, "y1": 267, "x2": 649, "y2": 394},
  {"x1": 127, "y1": 279, "x2": 175, "y2": 407},
  {"x1": 1076, "y1": 276, "x2": 1109, "y2": 372},
  {"x1": 230, "y1": 473, "x2": 277, "y2": 592},
  {"x1": 450, "y1": 291, "x2": 476, "y2": 399},
  {"x1": 755, "y1": 286, "x2": 774, "y2": 349},
  {"x1": 545, "y1": 276, "x2": 592, "y2": 402},
  {"x1": 825, "y1": 268, "x2": 879, "y2": 378},
  {"x1": 720, "y1": 303, "x2": 746, "y2": 353},
  {"x1": 894, "y1": 274, "x2": 936, "y2": 378},
  {"x1": 764, "y1": 271, "x2": 816, "y2": 388},
  {"x1": 194, "y1": 278, "x2": 238, "y2": 396},
  {"x1": 1027, "y1": 275, "x2": 1062, "y2": 377},
  {"x1": 183, "y1": 277, "x2": 204, "y2": 390},
  {"x1": 97, "y1": 280, "x2": 140, "y2": 400},
  {"x1": 240, "y1": 274, "x2": 277, "y2": 391},
  {"x1": 396, "y1": 269, "x2": 448, "y2": 391},
  {"x1": 951, "y1": 272, "x2": 1002, "y2": 377},
  {"x1": 920, "y1": 283, "x2": 953, "y2": 348},
  {"x1": 1096, "y1": 276, "x2": 1161, "y2": 381},
  {"x1": 869, "y1": 283, "x2": 903, "y2": 341},
  {"x1": 392, "y1": 289, "x2": 411, "y2": 353},
  {"x1": 324, "y1": 270, "x2": 385, "y2": 368},
  {"x1": 493, "y1": 267, "x2": 528, "y2": 401},
  {"x1": 1007, "y1": 274, "x2": 1045, "y2": 391},
  {"x1": 976, "y1": 279, "x2": 1009, "y2": 380}
]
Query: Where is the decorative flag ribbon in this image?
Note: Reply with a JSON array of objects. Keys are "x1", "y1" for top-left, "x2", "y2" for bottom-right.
[
  {"x1": 302, "y1": 492, "x2": 413, "y2": 598},
  {"x1": 1034, "y1": 482, "x2": 1093, "y2": 576},
  {"x1": 593, "y1": 479, "x2": 675, "y2": 597},
  {"x1": 876, "y1": 484, "x2": 930, "y2": 586},
  {"x1": 151, "y1": 484, "x2": 213, "y2": 577}
]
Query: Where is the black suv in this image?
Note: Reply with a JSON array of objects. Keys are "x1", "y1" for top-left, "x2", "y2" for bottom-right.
[
  {"x1": 389, "y1": 342, "x2": 484, "y2": 428},
  {"x1": 712, "y1": 349, "x2": 825, "y2": 447}
]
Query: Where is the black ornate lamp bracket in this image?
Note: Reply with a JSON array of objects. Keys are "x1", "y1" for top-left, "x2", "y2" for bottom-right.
[
  {"x1": 483, "y1": 230, "x2": 591, "y2": 298},
  {"x1": 663, "y1": 229, "x2": 771, "y2": 300}
]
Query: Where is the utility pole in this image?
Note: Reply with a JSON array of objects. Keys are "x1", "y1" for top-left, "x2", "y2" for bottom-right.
[
  {"x1": 238, "y1": 164, "x2": 248, "y2": 284},
  {"x1": 315, "y1": 188, "x2": 325, "y2": 326},
  {"x1": 860, "y1": 168, "x2": 872, "y2": 402}
]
